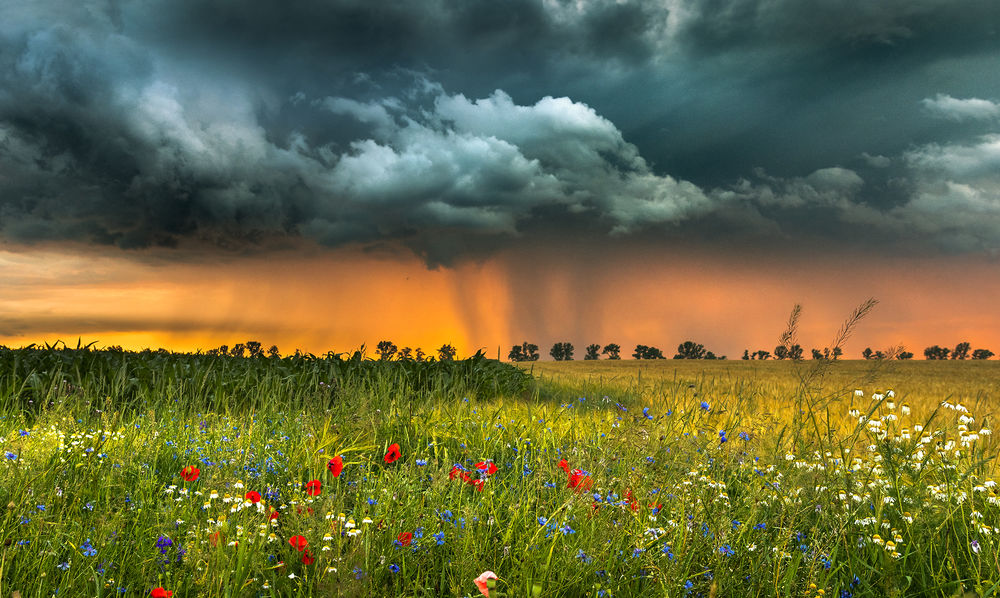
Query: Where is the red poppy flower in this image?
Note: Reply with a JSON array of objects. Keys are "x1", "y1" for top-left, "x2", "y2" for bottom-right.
[
  {"x1": 384, "y1": 443, "x2": 401, "y2": 464},
  {"x1": 471, "y1": 479, "x2": 486, "y2": 492},
  {"x1": 301, "y1": 550, "x2": 315, "y2": 565},
  {"x1": 475, "y1": 461, "x2": 498, "y2": 476},
  {"x1": 397, "y1": 532, "x2": 412, "y2": 547},
  {"x1": 449, "y1": 466, "x2": 462, "y2": 480},
  {"x1": 305, "y1": 479, "x2": 322, "y2": 496},
  {"x1": 244, "y1": 491, "x2": 261, "y2": 504},
  {"x1": 209, "y1": 531, "x2": 222, "y2": 547},
  {"x1": 625, "y1": 489, "x2": 639, "y2": 512},
  {"x1": 268, "y1": 507, "x2": 280, "y2": 521},
  {"x1": 150, "y1": 588, "x2": 173, "y2": 598},
  {"x1": 327, "y1": 455, "x2": 343, "y2": 477},
  {"x1": 180, "y1": 465, "x2": 200, "y2": 482},
  {"x1": 557, "y1": 458, "x2": 570, "y2": 474},
  {"x1": 567, "y1": 469, "x2": 593, "y2": 492},
  {"x1": 289, "y1": 535, "x2": 308, "y2": 552}
]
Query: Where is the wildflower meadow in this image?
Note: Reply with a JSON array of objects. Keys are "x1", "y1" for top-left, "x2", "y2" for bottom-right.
[{"x1": 1, "y1": 345, "x2": 997, "y2": 597}]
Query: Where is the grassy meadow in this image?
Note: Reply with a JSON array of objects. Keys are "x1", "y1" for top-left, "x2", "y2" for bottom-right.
[{"x1": 1, "y1": 347, "x2": 998, "y2": 597}]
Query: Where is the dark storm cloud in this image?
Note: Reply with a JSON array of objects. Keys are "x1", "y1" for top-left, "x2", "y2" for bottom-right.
[{"x1": 1, "y1": 0, "x2": 999, "y2": 264}]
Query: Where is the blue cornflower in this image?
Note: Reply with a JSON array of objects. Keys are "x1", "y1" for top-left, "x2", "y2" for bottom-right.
[
  {"x1": 538, "y1": 517, "x2": 547, "y2": 526},
  {"x1": 415, "y1": 459, "x2": 427, "y2": 466},
  {"x1": 353, "y1": 567, "x2": 364, "y2": 579},
  {"x1": 388, "y1": 563, "x2": 400, "y2": 573},
  {"x1": 700, "y1": 401, "x2": 710, "y2": 411},
  {"x1": 662, "y1": 544, "x2": 675, "y2": 560},
  {"x1": 84, "y1": 502, "x2": 94, "y2": 511},
  {"x1": 56, "y1": 561, "x2": 70, "y2": 571},
  {"x1": 433, "y1": 531, "x2": 445, "y2": 546},
  {"x1": 155, "y1": 535, "x2": 172, "y2": 554},
  {"x1": 37, "y1": 504, "x2": 46, "y2": 511},
  {"x1": 367, "y1": 497, "x2": 377, "y2": 506},
  {"x1": 719, "y1": 430, "x2": 728, "y2": 443},
  {"x1": 754, "y1": 522, "x2": 766, "y2": 530},
  {"x1": 560, "y1": 524, "x2": 575, "y2": 535},
  {"x1": 4, "y1": 452, "x2": 16, "y2": 460},
  {"x1": 19, "y1": 429, "x2": 29, "y2": 437},
  {"x1": 739, "y1": 431, "x2": 750, "y2": 441},
  {"x1": 642, "y1": 407, "x2": 653, "y2": 420},
  {"x1": 576, "y1": 548, "x2": 592, "y2": 563},
  {"x1": 719, "y1": 544, "x2": 734, "y2": 556},
  {"x1": 81, "y1": 539, "x2": 97, "y2": 557}
]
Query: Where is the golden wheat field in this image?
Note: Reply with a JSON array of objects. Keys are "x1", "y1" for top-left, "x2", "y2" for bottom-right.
[{"x1": 520, "y1": 359, "x2": 1000, "y2": 464}]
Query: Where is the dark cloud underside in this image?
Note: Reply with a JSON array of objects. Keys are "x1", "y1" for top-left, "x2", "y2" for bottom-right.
[{"x1": 1, "y1": 0, "x2": 999, "y2": 265}]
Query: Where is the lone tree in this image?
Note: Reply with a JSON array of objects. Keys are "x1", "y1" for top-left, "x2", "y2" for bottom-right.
[
  {"x1": 397, "y1": 347, "x2": 413, "y2": 361},
  {"x1": 742, "y1": 349, "x2": 750, "y2": 360},
  {"x1": 508, "y1": 342, "x2": 540, "y2": 362},
  {"x1": 924, "y1": 345, "x2": 950, "y2": 360},
  {"x1": 602, "y1": 344, "x2": 621, "y2": 360},
  {"x1": 811, "y1": 348, "x2": 824, "y2": 360},
  {"x1": 438, "y1": 344, "x2": 457, "y2": 361},
  {"x1": 862, "y1": 347, "x2": 874, "y2": 360},
  {"x1": 674, "y1": 341, "x2": 707, "y2": 360},
  {"x1": 752, "y1": 350, "x2": 771, "y2": 360},
  {"x1": 633, "y1": 345, "x2": 665, "y2": 359},
  {"x1": 550, "y1": 342, "x2": 575, "y2": 361},
  {"x1": 951, "y1": 342, "x2": 971, "y2": 360},
  {"x1": 376, "y1": 340, "x2": 398, "y2": 361},
  {"x1": 972, "y1": 348, "x2": 994, "y2": 360},
  {"x1": 897, "y1": 350, "x2": 914, "y2": 360},
  {"x1": 774, "y1": 345, "x2": 789, "y2": 360},
  {"x1": 584, "y1": 344, "x2": 601, "y2": 360}
]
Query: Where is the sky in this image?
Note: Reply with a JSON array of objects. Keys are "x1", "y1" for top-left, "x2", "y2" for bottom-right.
[{"x1": 2, "y1": 0, "x2": 999, "y2": 358}]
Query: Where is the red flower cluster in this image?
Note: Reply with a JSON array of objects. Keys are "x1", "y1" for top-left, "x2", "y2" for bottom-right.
[
  {"x1": 150, "y1": 588, "x2": 172, "y2": 598},
  {"x1": 384, "y1": 443, "x2": 402, "y2": 464},
  {"x1": 289, "y1": 535, "x2": 308, "y2": 551},
  {"x1": 449, "y1": 459, "x2": 499, "y2": 492},
  {"x1": 180, "y1": 465, "x2": 200, "y2": 482},
  {"x1": 397, "y1": 532, "x2": 413, "y2": 547},
  {"x1": 558, "y1": 458, "x2": 592, "y2": 492},
  {"x1": 245, "y1": 491, "x2": 261, "y2": 504},
  {"x1": 328, "y1": 455, "x2": 343, "y2": 477}
]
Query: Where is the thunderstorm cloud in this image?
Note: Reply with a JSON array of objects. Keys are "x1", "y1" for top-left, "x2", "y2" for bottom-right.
[{"x1": 1, "y1": 0, "x2": 999, "y2": 264}]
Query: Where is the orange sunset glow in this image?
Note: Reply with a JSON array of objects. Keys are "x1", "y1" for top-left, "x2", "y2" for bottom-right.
[{"x1": 4, "y1": 244, "x2": 999, "y2": 359}]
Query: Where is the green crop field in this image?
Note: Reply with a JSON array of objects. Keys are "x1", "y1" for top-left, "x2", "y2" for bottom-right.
[{"x1": 1, "y1": 347, "x2": 997, "y2": 597}]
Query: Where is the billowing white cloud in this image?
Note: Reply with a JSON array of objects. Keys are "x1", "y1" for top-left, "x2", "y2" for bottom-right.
[
  {"x1": 905, "y1": 134, "x2": 1000, "y2": 178},
  {"x1": 315, "y1": 86, "x2": 720, "y2": 241},
  {"x1": 922, "y1": 94, "x2": 1000, "y2": 122}
]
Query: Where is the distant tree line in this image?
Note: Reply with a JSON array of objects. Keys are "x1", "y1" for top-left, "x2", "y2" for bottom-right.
[
  {"x1": 921, "y1": 342, "x2": 993, "y2": 360},
  {"x1": 735, "y1": 341, "x2": 994, "y2": 361},
  {"x1": 508, "y1": 341, "x2": 726, "y2": 362},
  {"x1": 204, "y1": 341, "x2": 460, "y2": 362}
]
